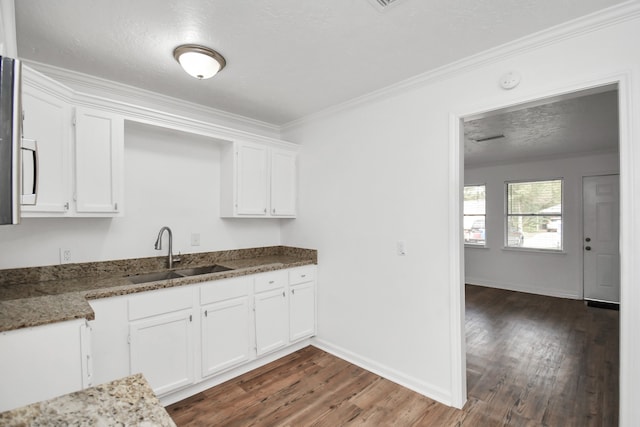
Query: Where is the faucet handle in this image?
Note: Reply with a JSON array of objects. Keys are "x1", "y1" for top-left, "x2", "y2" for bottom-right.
[{"x1": 173, "y1": 251, "x2": 182, "y2": 264}]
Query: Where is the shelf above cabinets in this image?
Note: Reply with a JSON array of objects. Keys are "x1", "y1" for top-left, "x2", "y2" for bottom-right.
[{"x1": 221, "y1": 141, "x2": 297, "y2": 218}]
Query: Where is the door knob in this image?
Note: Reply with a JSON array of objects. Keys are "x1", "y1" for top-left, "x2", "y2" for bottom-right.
[
  {"x1": 585, "y1": 237, "x2": 591, "y2": 242},
  {"x1": 585, "y1": 246, "x2": 592, "y2": 251}
]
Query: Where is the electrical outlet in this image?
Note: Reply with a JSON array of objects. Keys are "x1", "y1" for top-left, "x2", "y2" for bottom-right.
[
  {"x1": 191, "y1": 233, "x2": 201, "y2": 246},
  {"x1": 59, "y1": 248, "x2": 72, "y2": 264}
]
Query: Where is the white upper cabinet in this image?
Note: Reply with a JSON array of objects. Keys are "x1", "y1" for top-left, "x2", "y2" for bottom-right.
[
  {"x1": 74, "y1": 107, "x2": 124, "y2": 214},
  {"x1": 236, "y1": 142, "x2": 269, "y2": 215},
  {"x1": 20, "y1": 67, "x2": 124, "y2": 217},
  {"x1": 270, "y1": 148, "x2": 297, "y2": 217},
  {"x1": 221, "y1": 141, "x2": 297, "y2": 218},
  {"x1": 21, "y1": 73, "x2": 73, "y2": 215}
]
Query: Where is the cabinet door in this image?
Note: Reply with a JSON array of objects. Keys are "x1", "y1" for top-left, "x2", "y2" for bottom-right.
[
  {"x1": 0, "y1": 319, "x2": 86, "y2": 412},
  {"x1": 270, "y1": 148, "x2": 297, "y2": 217},
  {"x1": 201, "y1": 296, "x2": 251, "y2": 377},
  {"x1": 289, "y1": 281, "x2": 316, "y2": 341},
  {"x1": 21, "y1": 83, "x2": 71, "y2": 215},
  {"x1": 236, "y1": 142, "x2": 268, "y2": 215},
  {"x1": 129, "y1": 310, "x2": 194, "y2": 396},
  {"x1": 254, "y1": 288, "x2": 288, "y2": 356},
  {"x1": 74, "y1": 107, "x2": 124, "y2": 215}
]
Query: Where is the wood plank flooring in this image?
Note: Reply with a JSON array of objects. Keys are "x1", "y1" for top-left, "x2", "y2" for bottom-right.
[{"x1": 167, "y1": 285, "x2": 619, "y2": 426}]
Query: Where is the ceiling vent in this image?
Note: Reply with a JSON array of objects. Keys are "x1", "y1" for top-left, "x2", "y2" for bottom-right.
[{"x1": 367, "y1": 0, "x2": 404, "y2": 12}]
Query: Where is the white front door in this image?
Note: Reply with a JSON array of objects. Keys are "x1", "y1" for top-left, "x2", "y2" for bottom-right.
[{"x1": 583, "y1": 174, "x2": 620, "y2": 303}]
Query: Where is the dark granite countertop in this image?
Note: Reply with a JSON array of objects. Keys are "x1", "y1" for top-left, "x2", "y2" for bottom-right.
[
  {"x1": 0, "y1": 246, "x2": 316, "y2": 333},
  {"x1": 0, "y1": 373, "x2": 176, "y2": 426}
]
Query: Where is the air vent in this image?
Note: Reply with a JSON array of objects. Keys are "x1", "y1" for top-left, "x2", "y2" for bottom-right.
[{"x1": 367, "y1": 0, "x2": 404, "y2": 12}]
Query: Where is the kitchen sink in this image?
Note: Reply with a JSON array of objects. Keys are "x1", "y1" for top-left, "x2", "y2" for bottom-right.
[
  {"x1": 175, "y1": 265, "x2": 233, "y2": 276},
  {"x1": 127, "y1": 264, "x2": 233, "y2": 284},
  {"x1": 127, "y1": 271, "x2": 183, "y2": 284}
]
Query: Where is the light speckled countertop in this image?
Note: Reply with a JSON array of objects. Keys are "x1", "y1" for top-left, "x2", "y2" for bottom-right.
[
  {"x1": 0, "y1": 246, "x2": 316, "y2": 333},
  {"x1": 0, "y1": 373, "x2": 176, "y2": 426}
]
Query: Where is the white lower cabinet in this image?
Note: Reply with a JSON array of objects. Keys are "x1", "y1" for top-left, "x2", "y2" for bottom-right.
[
  {"x1": 87, "y1": 265, "x2": 316, "y2": 402},
  {"x1": 253, "y1": 270, "x2": 289, "y2": 356},
  {"x1": 254, "y1": 288, "x2": 289, "y2": 356},
  {"x1": 200, "y1": 277, "x2": 252, "y2": 377},
  {"x1": 129, "y1": 310, "x2": 195, "y2": 396},
  {"x1": 0, "y1": 319, "x2": 91, "y2": 412},
  {"x1": 127, "y1": 286, "x2": 195, "y2": 396},
  {"x1": 289, "y1": 281, "x2": 316, "y2": 341},
  {"x1": 289, "y1": 266, "x2": 317, "y2": 342}
]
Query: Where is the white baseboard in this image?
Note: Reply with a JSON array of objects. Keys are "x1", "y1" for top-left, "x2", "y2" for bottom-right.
[
  {"x1": 312, "y1": 338, "x2": 453, "y2": 407},
  {"x1": 465, "y1": 277, "x2": 581, "y2": 300}
]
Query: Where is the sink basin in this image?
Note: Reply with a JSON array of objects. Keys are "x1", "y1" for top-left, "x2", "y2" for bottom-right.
[
  {"x1": 127, "y1": 271, "x2": 183, "y2": 284},
  {"x1": 175, "y1": 265, "x2": 233, "y2": 276},
  {"x1": 127, "y1": 265, "x2": 233, "y2": 284}
]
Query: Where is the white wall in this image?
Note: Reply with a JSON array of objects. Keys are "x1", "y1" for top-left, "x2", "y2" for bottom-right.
[
  {"x1": 0, "y1": 0, "x2": 17, "y2": 57},
  {"x1": 0, "y1": 122, "x2": 281, "y2": 269},
  {"x1": 465, "y1": 152, "x2": 619, "y2": 299},
  {"x1": 281, "y1": 8, "x2": 640, "y2": 419}
]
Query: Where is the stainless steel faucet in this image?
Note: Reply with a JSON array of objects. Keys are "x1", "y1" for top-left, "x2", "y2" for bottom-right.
[{"x1": 154, "y1": 226, "x2": 180, "y2": 269}]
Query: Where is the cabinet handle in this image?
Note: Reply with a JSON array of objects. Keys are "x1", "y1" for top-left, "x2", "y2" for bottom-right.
[
  {"x1": 189, "y1": 314, "x2": 193, "y2": 322},
  {"x1": 204, "y1": 310, "x2": 208, "y2": 317},
  {"x1": 301, "y1": 274, "x2": 306, "y2": 278},
  {"x1": 269, "y1": 280, "x2": 275, "y2": 284},
  {"x1": 264, "y1": 208, "x2": 267, "y2": 213},
  {"x1": 282, "y1": 291, "x2": 285, "y2": 297},
  {"x1": 64, "y1": 202, "x2": 69, "y2": 211},
  {"x1": 272, "y1": 208, "x2": 276, "y2": 214},
  {"x1": 114, "y1": 202, "x2": 118, "y2": 211},
  {"x1": 292, "y1": 289, "x2": 295, "y2": 295}
]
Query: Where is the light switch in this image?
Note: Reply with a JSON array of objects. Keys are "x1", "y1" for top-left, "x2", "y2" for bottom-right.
[{"x1": 191, "y1": 233, "x2": 201, "y2": 246}]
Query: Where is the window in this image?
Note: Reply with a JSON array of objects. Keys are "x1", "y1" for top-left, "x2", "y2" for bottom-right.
[
  {"x1": 464, "y1": 184, "x2": 486, "y2": 246},
  {"x1": 506, "y1": 179, "x2": 563, "y2": 250}
]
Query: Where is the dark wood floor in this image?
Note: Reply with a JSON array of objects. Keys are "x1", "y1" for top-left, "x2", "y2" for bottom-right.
[{"x1": 167, "y1": 285, "x2": 619, "y2": 426}]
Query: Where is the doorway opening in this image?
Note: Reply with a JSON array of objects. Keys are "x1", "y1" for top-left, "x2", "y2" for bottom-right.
[{"x1": 454, "y1": 83, "x2": 622, "y2": 423}]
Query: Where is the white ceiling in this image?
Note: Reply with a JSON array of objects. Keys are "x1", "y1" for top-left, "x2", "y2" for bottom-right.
[
  {"x1": 463, "y1": 88, "x2": 619, "y2": 167},
  {"x1": 14, "y1": 0, "x2": 627, "y2": 126}
]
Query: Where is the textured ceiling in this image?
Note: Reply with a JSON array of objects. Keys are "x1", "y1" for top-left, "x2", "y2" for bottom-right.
[
  {"x1": 15, "y1": 0, "x2": 627, "y2": 126},
  {"x1": 464, "y1": 89, "x2": 619, "y2": 167}
]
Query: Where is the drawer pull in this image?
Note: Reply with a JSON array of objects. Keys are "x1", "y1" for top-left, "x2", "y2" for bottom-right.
[
  {"x1": 269, "y1": 280, "x2": 275, "y2": 284},
  {"x1": 301, "y1": 274, "x2": 306, "y2": 278}
]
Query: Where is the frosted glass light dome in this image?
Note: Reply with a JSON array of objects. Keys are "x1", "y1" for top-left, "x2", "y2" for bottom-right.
[{"x1": 173, "y1": 45, "x2": 226, "y2": 80}]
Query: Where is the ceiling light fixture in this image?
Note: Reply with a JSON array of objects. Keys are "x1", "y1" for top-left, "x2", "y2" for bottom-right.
[{"x1": 173, "y1": 44, "x2": 226, "y2": 80}]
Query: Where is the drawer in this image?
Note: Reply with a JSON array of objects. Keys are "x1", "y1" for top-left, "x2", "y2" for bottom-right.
[
  {"x1": 200, "y1": 276, "x2": 251, "y2": 305},
  {"x1": 128, "y1": 286, "x2": 194, "y2": 320},
  {"x1": 289, "y1": 265, "x2": 316, "y2": 285},
  {"x1": 254, "y1": 270, "x2": 287, "y2": 293}
]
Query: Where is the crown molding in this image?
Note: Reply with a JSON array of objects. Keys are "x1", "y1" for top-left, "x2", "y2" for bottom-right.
[
  {"x1": 25, "y1": 60, "x2": 281, "y2": 139},
  {"x1": 281, "y1": 0, "x2": 640, "y2": 132},
  {"x1": 22, "y1": 64, "x2": 297, "y2": 150}
]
